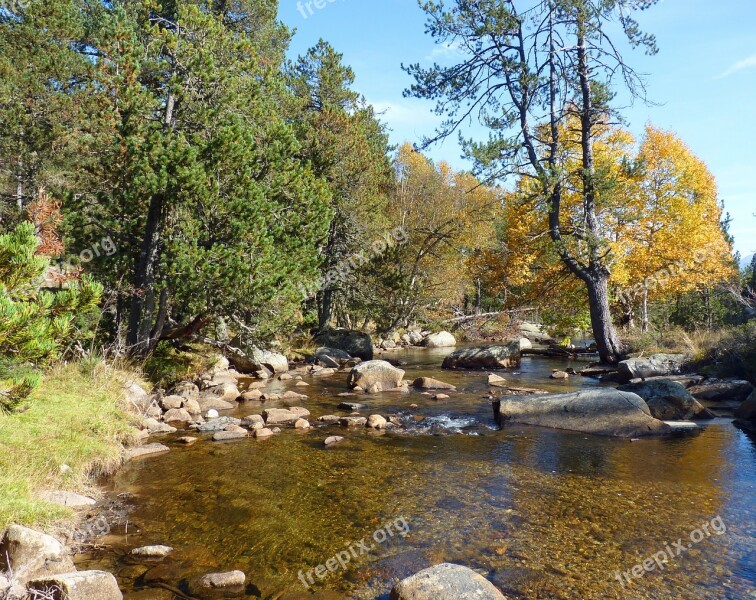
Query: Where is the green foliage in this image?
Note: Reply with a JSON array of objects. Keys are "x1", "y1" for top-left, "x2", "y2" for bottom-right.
[
  {"x1": 143, "y1": 342, "x2": 219, "y2": 388},
  {"x1": 0, "y1": 222, "x2": 102, "y2": 410}
]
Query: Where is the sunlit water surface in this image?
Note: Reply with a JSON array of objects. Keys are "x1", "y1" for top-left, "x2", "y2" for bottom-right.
[{"x1": 78, "y1": 348, "x2": 756, "y2": 599}]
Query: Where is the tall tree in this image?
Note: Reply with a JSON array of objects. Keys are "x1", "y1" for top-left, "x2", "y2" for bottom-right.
[
  {"x1": 405, "y1": 0, "x2": 659, "y2": 363},
  {"x1": 287, "y1": 40, "x2": 393, "y2": 330},
  {"x1": 64, "y1": 0, "x2": 330, "y2": 354}
]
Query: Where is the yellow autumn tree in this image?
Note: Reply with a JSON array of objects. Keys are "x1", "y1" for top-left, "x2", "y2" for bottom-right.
[
  {"x1": 474, "y1": 124, "x2": 735, "y2": 335},
  {"x1": 613, "y1": 126, "x2": 735, "y2": 330}
]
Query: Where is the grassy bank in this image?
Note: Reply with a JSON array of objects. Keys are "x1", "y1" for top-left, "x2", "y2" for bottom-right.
[{"x1": 0, "y1": 361, "x2": 142, "y2": 531}]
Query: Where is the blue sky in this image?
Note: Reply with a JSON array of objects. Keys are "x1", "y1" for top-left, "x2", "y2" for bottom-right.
[{"x1": 278, "y1": 0, "x2": 755, "y2": 262}]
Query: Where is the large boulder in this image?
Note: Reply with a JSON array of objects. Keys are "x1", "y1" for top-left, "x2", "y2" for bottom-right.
[
  {"x1": 315, "y1": 329, "x2": 374, "y2": 361},
  {"x1": 390, "y1": 563, "x2": 506, "y2": 600},
  {"x1": 347, "y1": 360, "x2": 405, "y2": 392},
  {"x1": 0, "y1": 525, "x2": 75, "y2": 583},
  {"x1": 518, "y1": 322, "x2": 553, "y2": 344},
  {"x1": 688, "y1": 379, "x2": 754, "y2": 403},
  {"x1": 495, "y1": 389, "x2": 671, "y2": 437},
  {"x1": 618, "y1": 380, "x2": 715, "y2": 420},
  {"x1": 735, "y1": 390, "x2": 756, "y2": 423},
  {"x1": 227, "y1": 347, "x2": 288, "y2": 374},
  {"x1": 28, "y1": 570, "x2": 122, "y2": 600},
  {"x1": 442, "y1": 343, "x2": 521, "y2": 370},
  {"x1": 617, "y1": 354, "x2": 687, "y2": 383},
  {"x1": 314, "y1": 347, "x2": 353, "y2": 368},
  {"x1": 423, "y1": 331, "x2": 457, "y2": 348}
]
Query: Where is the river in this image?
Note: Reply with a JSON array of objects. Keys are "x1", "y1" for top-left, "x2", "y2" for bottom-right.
[{"x1": 77, "y1": 347, "x2": 756, "y2": 599}]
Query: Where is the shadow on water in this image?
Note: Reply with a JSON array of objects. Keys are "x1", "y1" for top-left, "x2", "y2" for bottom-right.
[{"x1": 77, "y1": 348, "x2": 756, "y2": 599}]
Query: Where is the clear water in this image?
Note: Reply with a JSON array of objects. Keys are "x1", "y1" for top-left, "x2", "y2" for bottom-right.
[{"x1": 78, "y1": 348, "x2": 756, "y2": 599}]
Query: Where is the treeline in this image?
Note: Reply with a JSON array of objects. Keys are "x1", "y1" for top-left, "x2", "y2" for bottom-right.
[
  {"x1": 0, "y1": 0, "x2": 500, "y2": 384},
  {"x1": 1, "y1": 0, "x2": 752, "y2": 401}
]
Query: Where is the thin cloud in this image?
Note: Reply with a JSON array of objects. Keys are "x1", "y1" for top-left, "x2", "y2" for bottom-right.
[{"x1": 715, "y1": 54, "x2": 756, "y2": 79}]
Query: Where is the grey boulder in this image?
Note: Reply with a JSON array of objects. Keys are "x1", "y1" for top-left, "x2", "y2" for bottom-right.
[
  {"x1": 618, "y1": 380, "x2": 715, "y2": 420},
  {"x1": 390, "y1": 563, "x2": 506, "y2": 600},
  {"x1": 617, "y1": 354, "x2": 687, "y2": 382},
  {"x1": 495, "y1": 389, "x2": 671, "y2": 437},
  {"x1": 442, "y1": 343, "x2": 521, "y2": 370}
]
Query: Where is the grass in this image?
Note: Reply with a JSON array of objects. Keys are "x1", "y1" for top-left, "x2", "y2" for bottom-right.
[{"x1": 0, "y1": 361, "x2": 142, "y2": 531}]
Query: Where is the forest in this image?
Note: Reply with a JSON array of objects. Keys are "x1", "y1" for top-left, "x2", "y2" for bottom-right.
[{"x1": 1, "y1": 1, "x2": 755, "y2": 599}]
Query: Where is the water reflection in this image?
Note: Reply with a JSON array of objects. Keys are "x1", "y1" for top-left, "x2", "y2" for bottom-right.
[{"x1": 77, "y1": 350, "x2": 755, "y2": 599}]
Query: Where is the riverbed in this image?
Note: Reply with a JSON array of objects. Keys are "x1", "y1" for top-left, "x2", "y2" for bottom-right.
[{"x1": 77, "y1": 348, "x2": 756, "y2": 599}]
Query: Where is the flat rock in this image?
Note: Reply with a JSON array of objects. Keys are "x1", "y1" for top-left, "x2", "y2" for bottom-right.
[
  {"x1": 131, "y1": 545, "x2": 173, "y2": 558},
  {"x1": 318, "y1": 415, "x2": 341, "y2": 424},
  {"x1": 199, "y1": 570, "x2": 246, "y2": 588},
  {"x1": 263, "y1": 408, "x2": 300, "y2": 425},
  {"x1": 443, "y1": 343, "x2": 521, "y2": 370},
  {"x1": 197, "y1": 416, "x2": 241, "y2": 432},
  {"x1": 338, "y1": 401, "x2": 368, "y2": 411},
  {"x1": 28, "y1": 570, "x2": 123, "y2": 600},
  {"x1": 617, "y1": 353, "x2": 687, "y2": 383},
  {"x1": 39, "y1": 490, "x2": 96, "y2": 508},
  {"x1": 390, "y1": 563, "x2": 506, "y2": 600},
  {"x1": 125, "y1": 443, "x2": 170, "y2": 460},
  {"x1": 495, "y1": 389, "x2": 671, "y2": 438},
  {"x1": 412, "y1": 377, "x2": 456, "y2": 390},
  {"x1": 487, "y1": 374, "x2": 507, "y2": 387},
  {"x1": 689, "y1": 379, "x2": 754, "y2": 403},
  {"x1": 212, "y1": 430, "x2": 248, "y2": 441}
]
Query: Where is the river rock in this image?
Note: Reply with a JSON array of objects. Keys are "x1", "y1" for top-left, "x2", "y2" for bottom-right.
[
  {"x1": 197, "y1": 416, "x2": 241, "y2": 433},
  {"x1": 251, "y1": 348, "x2": 289, "y2": 373},
  {"x1": 294, "y1": 419, "x2": 310, "y2": 429},
  {"x1": 169, "y1": 381, "x2": 199, "y2": 401},
  {"x1": 315, "y1": 329, "x2": 374, "y2": 361},
  {"x1": 131, "y1": 545, "x2": 173, "y2": 558},
  {"x1": 735, "y1": 390, "x2": 756, "y2": 423},
  {"x1": 159, "y1": 395, "x2": 184, "y2": 410},
  {"x1": 263, "y1": 408, "x2": 300, "y2": 425},
  {"x1": 163, "y1": 408, "x2": 193, "y2": 423},
  {"x1": 390, "y1": 563, "x2": 506, "y2": 600},
  {"x1": 617, "y1": 354, "x2": 687, "y2": 383},
  {"x1": 488, "y1": 374, "x2": 507, "y2": 387},
  {"x1": 347, "y1": 360, "x2": 405, "y2": 392},
  {"x1": 324, "y1": 436, "x2": 344, "y2": 446},
  {"x1": 412, "y1": 377, "x2": 456, "y2": 390},
  {"x1": 338, "y1": 401, "x2": 367, "y2": 411},
  {"x1": 213, "y1": 430, "x2": 247, "y2": 441},
  {"x1": 39, "y1": 490, "x2": 96, "y2": 508},
  {"x1": 28, "y1": 570, "x2": 122, "y2": 600},
  {"x1": 618, "y1": 380, "x2": 715, "y2": 420},
  {"x1": 254, "y1": 428, "x2": 274, "y2": 438},
  {"x1": 240, "y1": 389, "x2": 263, "y2": 401},
  {"x1": 125, "y1": 443, "x2": 170, "y2": 460},
  {"x1": 229, "y1": 347, "x2": 288, "y2": 374},
  {"x1": 315, "y1": 347, "x2": 353, "y2": 368},
  {"x1": 517, "y1": 337, "x2": 533, "y2": 351},
  {"x1": 142, "y1": 418, "x2": 177, "y2": 435},
  {"x1": 200, "y1": 382, "x2": 240, "y2": 403},
  {"x1": 318, "y1": 415, "x2": 341, "y2": 424},
  {"x1": 0, "y1": 525, "x2": 76, "y2": 583},
  {"x1": 423, "y1": 331, "x2": 457, "y2": 348},
  {"x1": 340, "y1": 416, "x2": 368, "y2": 427},
  {"x1": 551, "y1": 370, "x2": 570, "y2": 379},
  {"x1": 432, "y1": 393, "x2": 450, "y2": 400},
  {"x1": 519, "y1": 322, "x2": 553, "y2": 344},
  {"x1": 199, "y1": 570, "x2": 246, "y2": 588},
  {"x1": 443, "y1": 343, "x2": 521, "y2": 370},
  {"x1": 177, "y1": 436, "x2": 197, "y2": 445},
  {"x1": 495, "y1": 389, "x2": 671, "y2": 437},
  {"x1": 124, "y1": 381, "x2": 151, "y2": 412},
  {"x1": 241, "y1": 414, "x2": 265, "y2": 429},
  {"x1": 367, "y1": 414, "x2": 387, "y2": 429},
  {"x1": 689, "y1": 379, "x2": 754, "y2": 403}
]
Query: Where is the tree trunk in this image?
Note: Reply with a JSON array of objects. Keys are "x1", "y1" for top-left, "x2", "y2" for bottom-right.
[
  {"x1": 641, "y1": 286, "x2": 649, "y2": 333},
  {"x1": 586, "y1": 274, "x2": 622, "y2": 364},
  {"x1": 126, "y1": 193, "x2": 163, "y2": 355},
  {"x1": 318, "y1": 287, "x2": 334, "y2": 331}
]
